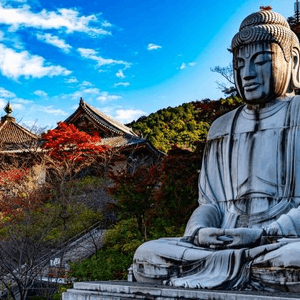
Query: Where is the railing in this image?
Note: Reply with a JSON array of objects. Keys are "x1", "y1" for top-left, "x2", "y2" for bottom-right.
[{"x1": 37, "y1": 220, "x2": 109, "y2": 269}]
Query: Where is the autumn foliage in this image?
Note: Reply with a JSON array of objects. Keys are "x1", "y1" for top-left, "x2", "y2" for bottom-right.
[
  {"x1": 42, "y1": 122, "x2": 107, "y2": 162},
  {"x1": 0, "y1": 168, "x2": 29, "y2": 185},
  {"x1": 0, "y1": 122, "x2": 109, "y2": 229},
  {"x1": 0, "y1": 191, "x2": 44, "y2": 226},
  {"x1": 108, "y1": 143, "x2": 204, "y2": 240}
]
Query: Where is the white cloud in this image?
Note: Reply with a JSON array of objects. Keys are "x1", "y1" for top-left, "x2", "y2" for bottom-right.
[
  {"x1": 116, "y1": 69, "x2": 125, "y2": 79},
  {"x1": 37, "y1": 105, "x2": 68, "y2": 116},
  {"x1": 11, "y1": 103, "x2": 24, "y2": 110},
  {"x1": 80, "y1": 80, "x2": 93, "y2": 87},
  {"x1": 62, "y1": 87, "x2": 120, "y2": 104},
  {"x1": 78, "y1": 48, "x2": 96, "y2": 56},
  {"x1": 65, "y1": 76, "x2": 78, "y2": 83},
  {"x1": 0, "y1": 87, "x2": 16, "y2": 98},
  {"x1": 69, "y1": 87, "x2": 100, "y2": 100},
  {"x1": 13, "y1": 98, "x2": 33, "y2": 104},
  {"x1": 114, "y1": 82, "x2": 130, "y2": 87},
  {"x1": 102, "y1": 20, "x2": 112, "y2": 27},
  {"x1": 115, "y1": 109, "x2": 146, "y2": 123},
  {"x1": 0, "y1": 4, "x2": 111, "y2": 36},
  {"x1": 180, "y1": 63, "x2": 186, "y2": 70},
  {"x1": 96, "y1": 91, "x2": 121, "y2": 102},
  {"x1": 36, "y1": 33, "x2": 72, "y2": 53},
  {"x1": 147, "y1": 43, "x2": 162, "y2": 51},
  {"x1": 34, "y1": 89, "x2": 47, "y2": 97},
  {"x1": 78, "y1": 48, "x2": 131, "y2": 69},
  {"x1": 0, "y1": 43, "x2": 71, "y2": 80},
  {"x1": 180, "y1": 62, "x2": 196, "y2": 70},
  {"x1": 82, "y1": 88, "x2": 100, "y2": 94},
  {"x1": 0, "y1": 92, "x2": 33, "y2": 112},
  {"x1": 101, "y1": 106, "x2": 114, "y2": 116},
  {"x1": 0, "y1": 98, "x2": 6, "y2": 109}
]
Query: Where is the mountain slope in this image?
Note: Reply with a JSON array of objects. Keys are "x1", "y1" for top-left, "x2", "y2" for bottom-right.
[{"x1": 127, "y1": 96, "x2": 243, "y2": 153}]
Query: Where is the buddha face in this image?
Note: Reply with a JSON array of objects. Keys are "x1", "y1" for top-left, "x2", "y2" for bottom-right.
[{"x1": 234, "y1": 43, "x2": 291, "y2": 104}]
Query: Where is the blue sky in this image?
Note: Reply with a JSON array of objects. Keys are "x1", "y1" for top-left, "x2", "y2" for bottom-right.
[{"x1": 0, "y1": 0, "x2": 296, "y2": 130}]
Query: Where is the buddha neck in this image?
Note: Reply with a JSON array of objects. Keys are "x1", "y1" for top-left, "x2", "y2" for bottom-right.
[
  {"x1": 242, "y1": 97, "x2": 291, "y2": 120},
  {"x1": 246, "y1": 99, "x2": 277, "y2": 110},
  {"x1": 245, "y1": 95, "x2": 293, "y2": 111}
]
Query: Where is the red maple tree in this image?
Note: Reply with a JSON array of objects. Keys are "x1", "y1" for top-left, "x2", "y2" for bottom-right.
[
  {"x1": 42, "y1": 122, "x2": 107, "y2": 163},
  {"x1": 0, "y1": 169, "x2": 29, "y2": 185},
  {"x1": 0, "y1": 167, "x2": 44, "y2": 225}
]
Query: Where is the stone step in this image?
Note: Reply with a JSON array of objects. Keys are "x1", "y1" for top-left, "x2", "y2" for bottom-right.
[{"x1": 62, "y1": 281, "x2": 300, "y2": 300}]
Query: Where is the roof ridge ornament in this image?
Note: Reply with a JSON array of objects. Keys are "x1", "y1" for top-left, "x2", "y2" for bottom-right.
[
  {"x1": 260, "y1": 6, "x2": 272, "y2": 11},
  {"x1": 4, "y1": 101, "x2": 13, "y2": 116},
  {"x1": 1, "y1": 101, "x2": 15, "y2": 123}
]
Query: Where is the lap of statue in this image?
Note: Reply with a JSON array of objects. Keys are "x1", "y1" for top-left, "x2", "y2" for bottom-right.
[{"x1": 133, "y1": 238, "x2": 300, "y2": 291}]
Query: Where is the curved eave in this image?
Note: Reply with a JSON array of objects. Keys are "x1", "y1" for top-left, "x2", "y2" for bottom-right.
[{"x1": 65, "y1": 100, "x2": 137, "y2": 137}]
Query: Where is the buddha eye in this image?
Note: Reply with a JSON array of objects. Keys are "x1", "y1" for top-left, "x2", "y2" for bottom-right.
[{"x1": 254, "y1": 53, "x2": 272, "y2": 65}]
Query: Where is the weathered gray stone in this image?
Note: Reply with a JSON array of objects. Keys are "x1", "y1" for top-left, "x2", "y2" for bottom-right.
[{"x1": 63, "y1": 282, "x2": 300, "y2": 300}]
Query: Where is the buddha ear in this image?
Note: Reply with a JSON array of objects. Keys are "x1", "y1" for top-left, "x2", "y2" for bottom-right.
[{"x1": 291, "y1": 47, "x2": 300, "y2": 89}]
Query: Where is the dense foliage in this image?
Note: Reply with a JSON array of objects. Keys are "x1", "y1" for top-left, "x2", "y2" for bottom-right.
[
  {"x1": 127, "y1": 96, "x2": 242, "y2": 152},
  {"x1": 70, "y1": 96, "x2": 245, "y2": 284},
  {"x1": 127, "y1": 103, "x2": 207, "y2": 153},
  {"x1": 70, "y1": 145, "x2": 205, "y2": 283}
]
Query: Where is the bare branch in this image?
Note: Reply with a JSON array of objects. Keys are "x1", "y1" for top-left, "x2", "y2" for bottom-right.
[{"x1": 211, "y1": 63, "x2": 237, "y2": 96}]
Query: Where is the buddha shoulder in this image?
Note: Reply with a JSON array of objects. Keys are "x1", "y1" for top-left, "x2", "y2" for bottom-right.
[{"x1": 207, "y1": 106, "x2": 242, "y2": 140}]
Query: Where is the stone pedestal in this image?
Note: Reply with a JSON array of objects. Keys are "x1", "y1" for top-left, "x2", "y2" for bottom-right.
[{"x1": 62, "y1": 281, "x2": 300, "y2": 300}]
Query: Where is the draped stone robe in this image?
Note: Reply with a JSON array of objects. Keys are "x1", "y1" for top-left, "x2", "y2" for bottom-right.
[{"x1": 133, "y1": 96, "x2": 300, "y2": 290}]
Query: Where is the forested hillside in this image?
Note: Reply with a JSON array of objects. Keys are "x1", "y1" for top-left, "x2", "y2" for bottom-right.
[{"x1": 127, "y1": 96, "x2": 243, "y2": 152}]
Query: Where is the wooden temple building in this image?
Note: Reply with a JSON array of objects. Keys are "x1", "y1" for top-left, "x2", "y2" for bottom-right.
[
  {"x1": 0, "y1": 102, "x2": 39, "y2": 152},
  {"x1": 0, "y1": 103, "x2": 44, "y2": 191},
  {"x1": 64, "y1": 98, "x2": 164, "y2": 168}
]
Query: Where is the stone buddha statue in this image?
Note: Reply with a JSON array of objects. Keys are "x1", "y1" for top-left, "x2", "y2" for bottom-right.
[{"x1": 132, "y1": 9, "x2": 300, "y2": 291}]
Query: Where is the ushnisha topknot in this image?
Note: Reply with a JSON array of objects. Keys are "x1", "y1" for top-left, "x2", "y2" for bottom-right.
[{"x1": 231, "y1": 9, "x2": 299, "y2": 62}]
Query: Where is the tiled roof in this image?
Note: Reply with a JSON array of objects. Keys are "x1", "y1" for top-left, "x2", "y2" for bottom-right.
[
  {"x1": 65, "y1": 99, "x2": 164, "y2": 157},
  {"x1": 99, "y1": 136, "x2": 165, "y2": 156},
  {"x1": 99, "y1": 136, "x2": 147, "y2": 147},
  {"x1": 0, "y1": 119, "x2": 38, "y2": 150},
  {"x1": 65, "y1": 99, "x2": 137, "y2": 137}
]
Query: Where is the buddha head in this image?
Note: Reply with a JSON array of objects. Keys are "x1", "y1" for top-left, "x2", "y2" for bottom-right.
[{"x1": 231, "y1": 9, "x2": 300, "y2": 104}]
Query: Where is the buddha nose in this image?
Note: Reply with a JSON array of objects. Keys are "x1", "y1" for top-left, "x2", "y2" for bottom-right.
[{"x1": 242, "y1": 60, "x2": 256, "y2": 80}]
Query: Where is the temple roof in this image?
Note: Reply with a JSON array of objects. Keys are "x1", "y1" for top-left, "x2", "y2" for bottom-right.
[
  {"x1": 65, "y1": 99, "x2": 137, "y2": 137},
  {"x1": 0, "y1": 104, "x2": 38, "y2": 150},
  {"x1": 99, "y1": 135, "x2": 164, "y2": 156},
  {"x1": 64, "y1": 99, "x2": 164, "y2": 158},
  {"x1": 99, "y1": 136, "x2": 145, "y2": 147}
]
